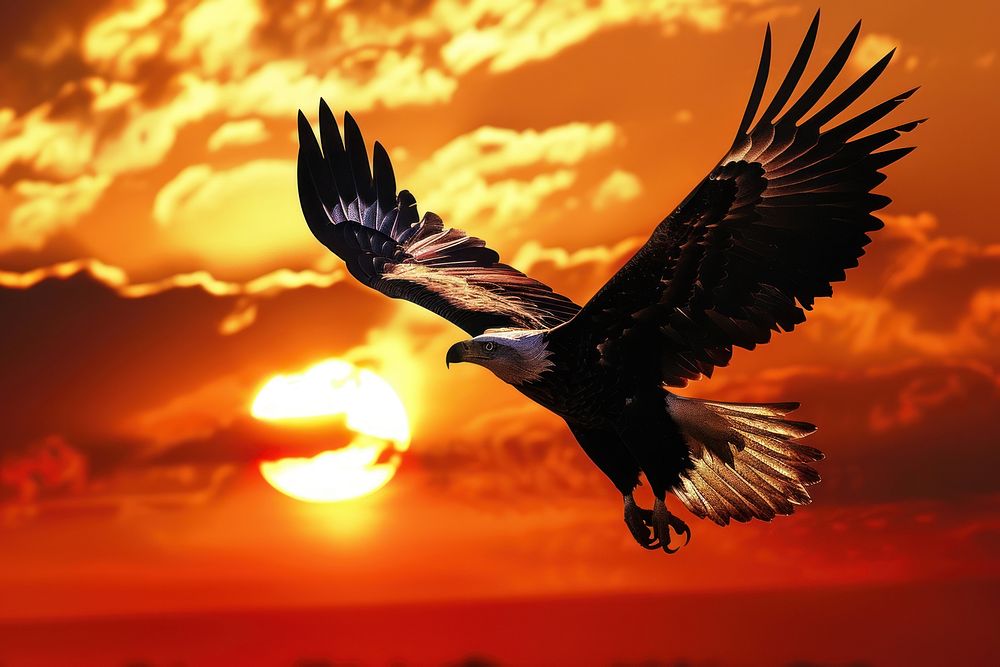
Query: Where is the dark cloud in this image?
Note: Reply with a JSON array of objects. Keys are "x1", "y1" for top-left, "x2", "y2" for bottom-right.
[
  {"x1": 710, "y1": 361, "x2": 1000, "y2": 505},
  {"x1": 0, "y1": 435, "x2": 86, "y2": 506},
  {"x1": 0, "y1": 230, "x2": 94, "y2": 270},
  {"x1": 0, "y1": 266, "x2": 393, "y2": 472},
  {"x1": 0, "y1": 1, "x2": 110, "y2": 113}
]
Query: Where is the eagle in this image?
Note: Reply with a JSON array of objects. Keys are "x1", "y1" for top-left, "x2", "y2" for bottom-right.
[{"x1": 296, "y1": 13, "x2": 920, "y2": 553}]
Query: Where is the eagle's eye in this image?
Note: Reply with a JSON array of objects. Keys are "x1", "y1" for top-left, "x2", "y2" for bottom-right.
[{"x1": 483, "y1": 341, "x2": 495, "y2": 352}]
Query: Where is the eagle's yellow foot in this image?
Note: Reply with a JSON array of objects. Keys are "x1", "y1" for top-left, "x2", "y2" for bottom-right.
[
  {"x1": 623, "y1": 494, "x2": 659, "y2": 550},
  {"x1": 650, "y1": 497, "x2": 691, "y2": 554}
]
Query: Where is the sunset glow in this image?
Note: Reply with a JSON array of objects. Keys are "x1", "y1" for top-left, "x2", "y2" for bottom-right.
[
  {"x1": 0, "y1": 1, "x2": 996, "y2": 664},
  {"x1": 252, "y1": 359, "x2": 410, "y2": 502}
]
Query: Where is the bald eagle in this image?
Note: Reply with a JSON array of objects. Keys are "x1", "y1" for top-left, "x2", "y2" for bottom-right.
[{"x1": 296, "y1": 13, "x2": 920, "y2": 553}]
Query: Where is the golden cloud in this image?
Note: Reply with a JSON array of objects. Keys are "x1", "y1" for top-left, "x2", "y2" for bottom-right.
[
  {"x1": 512, "y1": 236, "x2": 641, "y2": 276},
  {"x1": 0, "y1": 105, "x2": 98, "y2": 178},
  {"x1": 408, "y1": 122, "x2": 620, "y2": 236},
  {"x1": 791, "y1": 290, "x2": 999, "y2": 364},
  {"x1": 438, "y1": 0, "x2": 733, "y2": 74},
  {"x1": 851, "y1": 32, "x2": 899, "y2": 72},
  {"x1": 1, "y1": 174, "x2": 112, "y2": 250},
  {"x1": 94, "y1": 75, "x2": 220, "y2": 175},
  {"x1": 173, "y1": 0, "x2": 263, "y2": 75},
  {"x1": 152, "y1": 159, "x2": 316, "y2": 273},
  {"x1": 879, "y1": 212, "x2": 1000, "y2": 291},
  {"x1": 591, "y1": 169, "x2": 643, "y2": 210},
  {"x1": 218, "y1": 298, "x2": 259, "y2": 335},
  {"x1": 83, "y1": 0, "x2": 167, "y2": 77},
  {"x1": 0, "y1": 258, "x2": 343, "y2": 298},
  {"x1": 802, "y1": 294, "x2": 969, "y2": 357},
  {"x1": 0, "y1": 0, "x2": 762, "y2": 259},
  {"x1": 207, "y1": 119, "x2": 270, "y2": 152}
]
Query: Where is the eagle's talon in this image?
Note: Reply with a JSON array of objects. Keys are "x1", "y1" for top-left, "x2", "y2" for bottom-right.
[
  {"x1": 651, "y1": 497, "x2": 689, "y2": 554},
  {"x1": 669, "y1": 513, "x2": 692, "y2": 547},
  {"x1": 624, "y1": 494, "x2": 658, "y2": 549}
]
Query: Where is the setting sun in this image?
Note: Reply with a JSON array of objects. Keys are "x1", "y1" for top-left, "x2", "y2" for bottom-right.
[{"x1": 251, "y1": 359, "x2": 410, "y2": 503}]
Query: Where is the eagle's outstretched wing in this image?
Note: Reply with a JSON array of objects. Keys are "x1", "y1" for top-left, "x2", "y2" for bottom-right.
[
  {"x1": 551, "y1": 13, "x2": 922, "y2": 386},
  {"x1": 297, "y1": 102, "x2": 580, "y2": 336}
]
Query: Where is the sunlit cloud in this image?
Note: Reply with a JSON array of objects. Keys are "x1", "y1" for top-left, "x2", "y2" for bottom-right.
[
  {"x1": 0, "y1": 258, "x2": 344, "y2": 298},
  {"x1": 82, "y1": 0, "x2": 167, "y2": 78},
  {"x1": 207, "y1": 118, "x2": 270, "y2": 152},
  {"x1": 512, "y1": 236, "x2": 642, "y2": 274},
  {"x1": 218, "y1": 298, "x2": 259, "y2": 335},
  {"x1": 439, "y1": 0, "x2": 735, "y2": 74},
  {"x1": 879, "y1": 212, "x2": 1000, "y2": 290},
  {"x1": 0, "y1": 104, "x2": 98, "y2": 178},
  {"x1": 94, "y1": 75, "x2": 220, "y2": 175},
  {"x1": 152, "y1": 159, "x2": 315, "y2": 273},
  {"x1": 0, "y1": 0, "x2": 770, "y2": 264},
  {"x1": 801, "y1": 294, "x2": 994, "y2": 358},
  {"x1": 86, "y1": 78, "x2": 141, "y2": 112},
  {"x1": 591, "y1": 168, "x2": 643, "y2": 210},
  {"x1": 409, "y1": 122, "x2": 620, "y2": 235},
  {"x1": 851, "y1": 32, "x2": 900, "y2": 71},
  {"x1": 0, "y1": 436, "x2": 87, "y2": 508},
  {"x1": 2, "y1": 174, "x2": 112, "y2": 250},
  {"x1": 173, "y1": 0, "x2": 263, "y2": 75}
]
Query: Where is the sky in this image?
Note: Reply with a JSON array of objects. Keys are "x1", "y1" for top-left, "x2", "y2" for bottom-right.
[{"x1": 0, "y1": 0, "x2": 998, "y2": 664}]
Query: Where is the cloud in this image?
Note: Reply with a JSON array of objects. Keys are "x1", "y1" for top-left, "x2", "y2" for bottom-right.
[
  {"x1": 0, "y1": 259, "x2": 394, "y2": 502},
  {"x1": 851, "y1": 33, "x2": 899, "y2": 72},
  {"x1": 408, "y1": 122, "x2": 620, "y2": 236},
  {"x1": 1, "y1": 436, "x2": 87, "y2": 507},
  {"x1": 0, "y1": 257, "x2": 344, "y2": 298},
  {"x1": 512, "y1": 236, "x2": 641, "y2": 274},
  {"x1": 877, "y1": 212, "x2": 1000, "y2": 292},
  {"x1": 1, "y1": 174, "x2": 111, "y2": 250},
  {"x1": 173, "y1": 0, "x2": 262, "y2": 75},
  {"x1": 673, "y1": 109, "x2": 694, "y2": 123},
  {"x1": 207, "y1": 118, "x2": 269, "y2": 151},
  {"x1": 86, "y1": 78, "x2": 140, "y2": 112},
  {"x1": 218, "y1": 52, "x2": 457, "y2": 117},
  {"x1": 152, "y1": 159, "x2": 317, "y2": 273},
  {"x1": 0, "y1": 104, "x2": 98, "y2": 178},
  {"x1": 152, "y1": 164, "x2": 213, "y2": 225},
  {"x1": 591, "y1": 169, "x2": 642, "y2": 210},
  {"x1": 218, "y1": 298, "x2": 258, "y2": 335},
  {"x1": 510, "y1": 236, "x2": 642, "y2": 302},
  {"x1": 792, "y1": 293, "x2": 993, "y2": 360},
  {"x1": 438, "y1": 0, "x2": 734, "y2": 74},
  {"x1": 93, "y1": 75, "x2": 220, "y2": 174},
  {"x1": 703, "y1": 361, "x2": 1000, "y2": 505},
  {"x1": 82, "y1": 0, "x2": 166, "y2": 78},
  {"x1": 0, "y1": 0, "x2": 764, "y2": 263}
]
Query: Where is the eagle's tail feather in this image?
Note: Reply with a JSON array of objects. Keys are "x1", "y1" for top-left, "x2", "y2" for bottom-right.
[{"x1": 665, "y1": 394, "x2": 822, "y2": 526}]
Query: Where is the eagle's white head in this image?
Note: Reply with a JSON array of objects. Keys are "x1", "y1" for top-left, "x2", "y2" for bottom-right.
[{"x1": 445, "y1": 328, "x2": 554, "y2": 385}]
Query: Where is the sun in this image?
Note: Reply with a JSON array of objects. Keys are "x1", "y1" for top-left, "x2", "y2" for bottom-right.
[{"x1": 251, "y1": 359, "x2": 410, "y2": 503}]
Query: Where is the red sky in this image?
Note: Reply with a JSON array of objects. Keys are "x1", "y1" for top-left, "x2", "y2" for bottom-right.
[{"x1": 0, "y1": 0, "x2": 998, "y2": 665}]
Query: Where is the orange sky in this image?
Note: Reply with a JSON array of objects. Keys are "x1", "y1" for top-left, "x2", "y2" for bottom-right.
[{"x1": 1, "y1": 0, "x2": 998, "y2": 664}]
